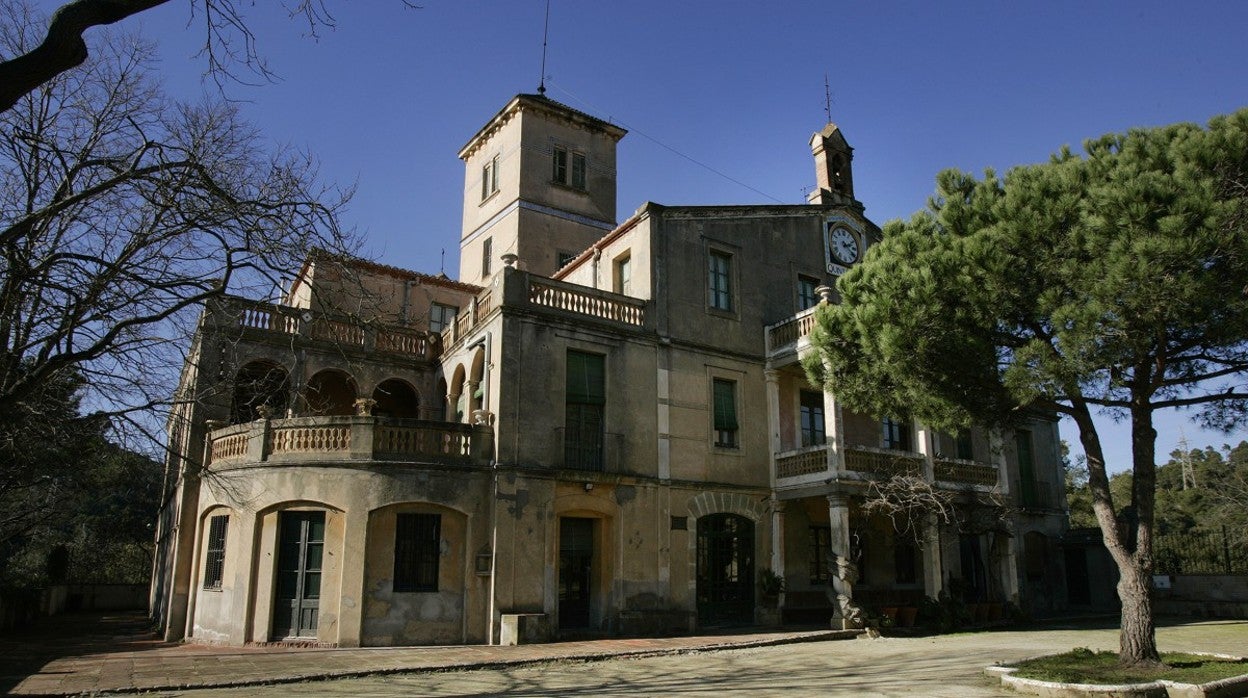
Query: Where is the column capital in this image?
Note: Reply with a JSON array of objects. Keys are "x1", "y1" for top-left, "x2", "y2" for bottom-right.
[{"x1": 764, "y1": 368, "x2": 780, "y2": 384}]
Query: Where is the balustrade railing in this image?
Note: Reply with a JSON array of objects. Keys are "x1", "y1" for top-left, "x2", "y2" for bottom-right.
[
  {"x1": 933, "y1": 459, "x2": 998, "y2": 487},
  {"x1": 775, "y1": 446, "x2": 827, "y2": 478},
  {"x1": 765, "y1": 306, "x2": 817, "y2": 354},
  {"x1": 205, "y1": 416, "x2": 491, "y2": 467},
  {"x1": 216, "y1": 297, "x2": 437, "y2": 360},
  {"x1": 844, "y1": 447, "x2": 924, "y2": 478},
  {"x1": 528, "y1": 277, "x2": 645, "y2": 326}
]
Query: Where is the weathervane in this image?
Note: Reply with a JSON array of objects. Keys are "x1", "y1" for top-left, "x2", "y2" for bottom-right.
[{"x1": 824, "y1": 73, "x2": 832, "y2": 123}]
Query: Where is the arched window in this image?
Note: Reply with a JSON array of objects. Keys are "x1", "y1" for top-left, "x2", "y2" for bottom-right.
[{"x1": 230, "y1": 361, "x2": 290, "y2": 424}]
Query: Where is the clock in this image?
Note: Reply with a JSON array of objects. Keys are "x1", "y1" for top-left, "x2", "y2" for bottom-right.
[{"x1": 829, "y1": 226, "x2": 859, "y2": 265}]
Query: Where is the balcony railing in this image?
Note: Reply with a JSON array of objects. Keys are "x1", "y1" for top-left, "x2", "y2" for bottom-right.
[
  {"x1": 528, "y1": 277, "x2": 646, "y2": 327},
  {"x1": 206, "y1": 416, "x2": 492, "y2": 468},
  {"x1": 843, "y1": 446, "x2": 924, "y2": 478},
  {"x1": 765, "y1": 306, "x2": 817, "y2": 355},
  {"x1": 933, "y1": 459, "x2": 998, "y2": 487},
  {"x1": 217, "y1": 297, "x2": 437, "y2": 361},
  {"x1": 775, "y1": 445, "x2": 827, "y2": 478}
]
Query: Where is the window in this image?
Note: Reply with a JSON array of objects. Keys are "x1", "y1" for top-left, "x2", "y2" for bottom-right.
[
  {"x1": 203, "y1": 515, "x2": 228, "y2": 590},
  {"x1": 481, "y1": 155, "x2": 499, "y2": 201},
  {"x1": 394, "y1": 513, "x2": 441, "y2": 592},
  {"x1": 797, "y1": 275, "x2": 820, "y2": 311},
  {"x1": 571, "y1": 152, "x2": 587, "y2": 190},
  {"x1": 565, "y1": 350, "x2": 605, "y2": 470},
  {"x1": 799, "y1": 390, "x2": 826, "y2": 447},
  {"x1": 553, "y1": 147, "x2": 587, "y2": 190},
  {"x1": 955, "y1": 431, "x2": 975, "y2": 460},
  {"x1": 557, "y1": 251, "x2": 576, "y2": 269},
  {"x1": 881, "y1": 417, "x2": 911, "y2": 451},
  {"x1": 708, "y1": 251, "x2": 733, "y2": 311},
  {"x1": 1016, "y1": 429, "x2": 1038, "y2": 507},
  {"x1": 712, "y1": 378, "x2": 739, "y2": 448},
  {"x1": 809, "y1": 526, "x2": 831, "y2": 584},
  {"x1": 481, "y1": 237, "x2": 492, "y2": 277},
  {"x1": 429, "y1": 303, "x2": 458, "y2": 333},
  {"x1": 613, "y1": 253, "x2": 632, "y2": 295}
]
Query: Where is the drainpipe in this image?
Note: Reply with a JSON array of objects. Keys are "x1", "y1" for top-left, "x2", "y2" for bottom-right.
[{"x1": 487, "y1": 460, "x2": 499, "y2": 644}]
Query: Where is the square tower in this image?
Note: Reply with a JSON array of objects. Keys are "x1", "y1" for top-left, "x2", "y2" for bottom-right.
[{"x1": 457, "y1": 94, "x2": 627, "y2": 285}]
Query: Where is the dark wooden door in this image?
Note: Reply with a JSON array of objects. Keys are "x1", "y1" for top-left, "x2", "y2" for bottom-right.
[
  {"x1": 273, "y1": 511, "x2": 325, "y2": 639},
  {"x1": 559, "y1": 517, "x2": 594, "y2": 628}
]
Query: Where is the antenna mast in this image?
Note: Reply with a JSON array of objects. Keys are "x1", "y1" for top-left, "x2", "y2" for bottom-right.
[
  {"x1": 538, "y1": 0, "x2": 552, "y2": 95},
  {"x1": 824, "y1": 73, "x2": 832, "y2": 123}
]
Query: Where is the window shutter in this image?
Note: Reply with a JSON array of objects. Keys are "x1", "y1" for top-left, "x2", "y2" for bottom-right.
[
  {"x1": 566, "y1": 351, "x2": 604, "y2": 405},
  {"x1": 713, "y1": 380, "x2": 737, "y2": 430}
]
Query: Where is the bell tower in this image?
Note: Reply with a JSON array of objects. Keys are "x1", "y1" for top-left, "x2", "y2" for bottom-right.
[
  {"x1": 807, "y1": 123, "x2": 861, "y2": 210},
  {"x1": 457, "y1": 94, "x2": 627, "y2": 286}
]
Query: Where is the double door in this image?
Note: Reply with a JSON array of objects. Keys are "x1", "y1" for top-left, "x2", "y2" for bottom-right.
[{"x1": 273, "y1": 511, "x2": 324, "y2": 639}]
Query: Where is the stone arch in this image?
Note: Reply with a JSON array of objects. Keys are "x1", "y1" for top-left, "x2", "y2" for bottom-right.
[
  {"x1": 686, "y1": 491, "x2": 768, "y2": 523},
  {"x1": 362, "y1": 502, "x2": 469, "y2": 646},
  {"x1": 435, "y1": 377, "x2": 448, "y2": 421},
  {"x1": 551, "y1": 493, "x2": 619, "y2": 632},
  {"x1": 449, "y1": 364, "x2": 467, "y2": 422},
  {"x1": 230, "y1": 360, "x2": 290, "y2": 424},
  {"x1": 305, "y1": 369, "x2": 358, "y2": 416},
  {"x1": 468, "y1": 347, "x2": 486, "y2": 415},
  {"x1": 373, "y1": 378, "x2": 421, "y2": 419},
  {"x1": 250, "y1": 499, "x2": 346, "y2": 644}
]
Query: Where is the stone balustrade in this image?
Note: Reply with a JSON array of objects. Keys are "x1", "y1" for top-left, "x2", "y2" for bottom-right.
[
  {"x1": 933, "y1": 459, "x2": 999, "y2": 487},
  {"x1": 843, "y1": 446, "x2": 925, "y2": 478},
  {"x1": 216, "y1": 297, "x2": 438, "y2": 361},
  {"x1": 765, "y1": 306, "x2": 817, "y2": 355},
  {"x1": 775, "y1": 445, "x2": 828, "y2": 478},
  {"x1": 206, "y1": 416, "x2": 492, "y2": 468},
  {"x1": 528, "y1": 277, "x2": 646, "y2": 327}
]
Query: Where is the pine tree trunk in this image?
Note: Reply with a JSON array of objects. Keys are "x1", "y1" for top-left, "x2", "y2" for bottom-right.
[{"x1": 1117, "y1": 562, "x2": 1160, "y2": 666}]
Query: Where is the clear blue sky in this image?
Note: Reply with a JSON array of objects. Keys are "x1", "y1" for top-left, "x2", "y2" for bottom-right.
[{"x1": 47, "y1": 0, "x2": 1248, "y2": 472}]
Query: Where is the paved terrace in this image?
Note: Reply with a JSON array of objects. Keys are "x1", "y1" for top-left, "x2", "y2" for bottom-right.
[{"x1": 2, "y1": 613, "x2": 1245, "y2": 697}]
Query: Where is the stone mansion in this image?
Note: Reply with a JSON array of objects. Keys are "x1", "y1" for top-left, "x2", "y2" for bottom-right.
[{"x1": 149, "y1": 93, "x2": 1069, "y2": 646}]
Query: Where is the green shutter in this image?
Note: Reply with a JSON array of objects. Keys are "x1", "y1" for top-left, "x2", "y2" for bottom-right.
[
  {"x1": 566, "y1": 351, "x2": 605, "y2": 405},
  {"x1": 713, "y1": 379, "x2": 738, "y2": 430}
]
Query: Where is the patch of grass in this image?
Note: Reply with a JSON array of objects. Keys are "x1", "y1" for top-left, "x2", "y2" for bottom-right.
[{"x1": 1012, "y1": 647, "x2": 1248, "y2": 685}]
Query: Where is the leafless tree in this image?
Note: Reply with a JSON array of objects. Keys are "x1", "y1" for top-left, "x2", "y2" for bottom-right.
[
  {"x1": 0, "y1": 0, "x2": 419, "y2": 115},
  {"x1": 0, "y1": 3, "x2": 357, "y2": 453},
  {"x1": 860, "y1": 475, "x2": 1012, "y2": 541}
]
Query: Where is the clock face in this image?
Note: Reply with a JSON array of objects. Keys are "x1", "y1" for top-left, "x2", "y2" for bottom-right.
[{"x1": 829, "y1": 227, "x2": 859, "y2": 264}]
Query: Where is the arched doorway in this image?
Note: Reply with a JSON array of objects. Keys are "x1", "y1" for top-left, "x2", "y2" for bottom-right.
[
  {"x1": 696, "y1": 513, "x2": 754, "y2": 625},
  {"x1": 230, "y1": 361, "x2": 290, "y2": 424},
  {"x1": 373, "y1": 379, "x2": 420, "y2": 419},
  {"x1": 304, "y1": 370, "x2": 357, "y2": 416}
]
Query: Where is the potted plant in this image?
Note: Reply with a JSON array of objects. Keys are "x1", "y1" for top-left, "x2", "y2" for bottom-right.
[{"x1": 759, "y1": 568, "x2": 785, "y2": 599}]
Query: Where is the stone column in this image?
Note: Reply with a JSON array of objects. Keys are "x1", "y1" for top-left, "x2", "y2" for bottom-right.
[
  {"x1": 823, "y1": 390, "x2": 845, "y2": 475},
  {"x1": 915, "y1": 419, "x2": 935, "y2": 481},
  {"x1": 466, "y1": 380, "x2": 481, "y2": 415},
  {"x1": 447, "y1": 390, "x2": 462, "y2": 422},
  {"x1": 989, "y1": 429, "x2": 1010, "y2": 494},
  {"x1": 770, "y1": 498, "x2": 786, "y2": 577},
  {"x1": 826, "y1": 493, "x2": 864, "y2": 629},
  {"x1": 764, "y1": 369, "x2": 781, "y2": 486},
  {"x1": 921, "y1": 514, "x2": 944, "y2": 598}
]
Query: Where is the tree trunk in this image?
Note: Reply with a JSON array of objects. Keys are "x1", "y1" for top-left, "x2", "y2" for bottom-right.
[{"x1": 1117, "y1": 560, "x2": 1160, "y2": 666}]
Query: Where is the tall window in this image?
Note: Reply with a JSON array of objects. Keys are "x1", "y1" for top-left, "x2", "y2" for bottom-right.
[
  {"x1": 481, "y1": 237, "x2": 492, "y2": 277},
  {"x1": 799, "y1": 390, "x2": 826, "y2": 447},
  {"x1": 429, "y1": 303, "x2": 458, "y2": 333},
  {"x1": 394, "y1": 513, "x2": 441, "y2": 592},
  {"x1": 809, "y1": 526, "x2": 831, "y2": 584},
  {"x1": 481, "y1": 155, "x2": 499, "y2": 201},
  {"x1": 708, "y1": 251, "x2": 732, "y2": 311},
  {"x1": 712, "y1": 378, "x2": 739, "y2": 448},
  {"x1": 1016, "y1": 429, "x2": 1038, "y2": 507},
  {"x1": 881, "y1": 417, "x2": 911, "y2": 451},
  {"x1": 553, "y1": 147, "x2": 587, "y2": 190},
  {"x1": 614, "y1": 253, "x2": 632, "y2": 296},
  {"x1": 797, "y1": 275, "x2": 819, "y2": 311},
  {"x1": 203, "y1": 515, "x2": 228, "y2": 590},
  {"x1": 565, "y1": 351, "x2": 605, "y2": 470}
]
